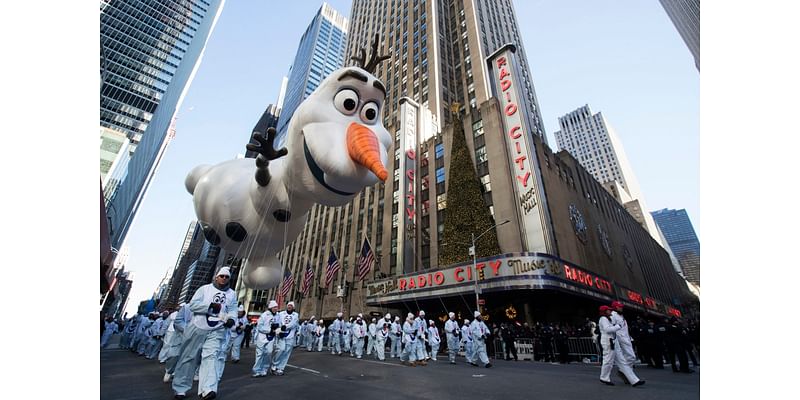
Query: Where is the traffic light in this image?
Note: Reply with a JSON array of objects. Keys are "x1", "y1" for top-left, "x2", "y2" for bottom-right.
[{"x1": 478, "y1": 268, "x2": 485, "y2": 280}]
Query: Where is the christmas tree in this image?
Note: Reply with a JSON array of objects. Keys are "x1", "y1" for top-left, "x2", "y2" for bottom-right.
[{"x1": 439, "y1": 104, "x2": 501, "y2": 266}]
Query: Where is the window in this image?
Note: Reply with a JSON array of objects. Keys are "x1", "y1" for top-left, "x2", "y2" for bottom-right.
[
  {"x1": 437, "y1": 193, "x2": 447, "y2": 210},
  {"x1": 435, "y1": 167, "x2": 445, "y2": 183},
  {"x1": 472, "y1": 119, "x2": 484, "y2": 138},
  {"x1": 476, "y1": 146, "x2": 487, "y2": 164},
  {"x1": 480, "y1": 174, "x2": 491, "y2": 193},
  {"x1": 435, "y1": 143, "x2": 444, "y2": 158}
]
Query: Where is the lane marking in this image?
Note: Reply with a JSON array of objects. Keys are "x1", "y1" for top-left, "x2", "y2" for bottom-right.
[{"x1": 286, "y1": 364, "x2": 320, "y2": 374}]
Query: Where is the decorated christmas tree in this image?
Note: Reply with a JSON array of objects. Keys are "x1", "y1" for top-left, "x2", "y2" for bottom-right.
[{"x1": 438, "y1": 104, "x2": 501, "y2": 266}]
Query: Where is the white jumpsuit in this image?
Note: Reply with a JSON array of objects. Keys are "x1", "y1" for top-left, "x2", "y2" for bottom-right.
[{"x1": 599, "y1": 315, "x2": 640, "y2": 384}]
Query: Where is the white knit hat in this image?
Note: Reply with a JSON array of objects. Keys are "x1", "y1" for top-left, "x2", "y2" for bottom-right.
[
  {"x1": 217, "y1": 267, "x2": 231, "y2": 277},
  {"x1": 268, "y1": 300, "x2": 278, "y2": 308},
  {"x1": 474, "y1": 311, "x2": 481, "y2": 318}
]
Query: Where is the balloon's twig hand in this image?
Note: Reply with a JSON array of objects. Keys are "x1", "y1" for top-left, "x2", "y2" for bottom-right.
[{"x1": 246, "y1": 127, "x2": 288, "y2": 186}]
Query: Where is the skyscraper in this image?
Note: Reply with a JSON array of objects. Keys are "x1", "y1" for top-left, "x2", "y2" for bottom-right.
[
  {"x1": 651, "y1": 208, "x2": 700, "y2": 286},
  {"x1": 345, "y1": 0, "x2": 547, "y2": 143},
  {"x1": 553, "y1": 105, "x2": 667, "y2": 249},
  {"x1": 100, "y1": 0, "x2": 225, "y2": 250},
  {"x1": 659, "y1": 0, "x2": 700, "y2": 71},
  {"x1": 274, "y1": 3, "x2": 349, "y2": 145},
  {"x1": 158, "y1": 221, "x2": 205, "y2": 310}
]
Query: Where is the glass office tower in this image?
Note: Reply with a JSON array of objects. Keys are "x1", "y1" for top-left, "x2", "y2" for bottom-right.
[{"x1": 100, "y1": 0, "x2": 225, "y2": 249}]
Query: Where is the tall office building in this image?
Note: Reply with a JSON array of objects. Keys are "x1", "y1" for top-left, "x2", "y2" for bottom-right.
[
  {"x1": 659, "y1": 0, "x2": 700, "y2": 71},
  {"x1": 553, "y1": 105, "x2": 668, "y2": 249},
  {"x1": 345, "y1": 0, "x2": 547, "y2": 142},
  {"x1": 241, "y1": 2, "x2": 693, "y2": 322},
  {"x1": 158, "y1": 221, "x2": 205, "y2": 310},
  {"x1": 274, "y1": 3, "x2": 349, "y2": 145},
  {"x1": 651, "y1": 208, "x2": 700, "y2": 286},
  {"x1": 100, "y1": 0, "x2": 225, "y2": 250}
]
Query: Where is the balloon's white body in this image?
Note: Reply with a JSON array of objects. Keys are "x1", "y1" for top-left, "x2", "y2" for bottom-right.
[{"x1": 185, "y1": 66, "x2": 392, "y2": 290}]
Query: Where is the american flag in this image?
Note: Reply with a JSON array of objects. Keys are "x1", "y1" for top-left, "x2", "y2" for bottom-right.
[
  {"x1": 280, "y1": 268, "x2": 294, "y2": 300},
  {"x1": 357, "y1": 237, "x2": 375, "y2": 281},
  {"x1": 324, "y1": 250, "x2": 341, "y2": 288},
  {"x1": 301, "y1": 261, "x2": 314, "y2": 296}
]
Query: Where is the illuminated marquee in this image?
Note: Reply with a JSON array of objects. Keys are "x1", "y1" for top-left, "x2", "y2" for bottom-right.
[{"x1": 367, "y1": 253, "x2": 616, "y2": 299}]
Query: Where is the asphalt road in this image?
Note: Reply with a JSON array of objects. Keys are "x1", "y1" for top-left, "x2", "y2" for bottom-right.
[{"x1": 101, "y1": 338, "x2": 699, "y2": 400}]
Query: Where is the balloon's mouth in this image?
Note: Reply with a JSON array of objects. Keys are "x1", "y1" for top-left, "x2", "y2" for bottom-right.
[{"x1": 303, "y1": 136, "x2": 356, "y2": 196}]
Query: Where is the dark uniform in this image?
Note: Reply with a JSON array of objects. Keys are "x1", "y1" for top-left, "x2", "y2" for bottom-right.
[
  {"x1": 243, "y1": 322, "x2": 254, "y2": 348},
  {"x1": 555, "y1": 327, "x2": 569, "y2": 364},
  {"x1": 540, "y1": 325, "x2": 555, "y2": 362},
  {"x1": 642, "y1": 321, "x2": 664, "y2": 368},
  {"x1": 501, "y1": 325, "x2": 518, "y2": 360},
  {"x1": 665, "y1": 317, "x2": 693, "y2": 373}
]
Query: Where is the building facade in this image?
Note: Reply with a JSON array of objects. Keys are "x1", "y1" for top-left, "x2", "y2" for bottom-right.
[
  {"x1": 274, "y1": 2, "x2": 349, "y2": 146},
  {"x1": 659, "y1": 0, "x2": 700, "y2": 71},
  {"x1": 240, "y1": 43, "x2": 694, "y2": 324},
  {"x1": 100, "y1": 0, "x2": 225, "y2": 250},
  {"x1": 158, "y1": 221, "x2": 205, "y2": 310},
  {"x1": 651, "y1": 208, "x2": 700, "y2": 286},
  {"x1": 553, "y1": 105, "x2": 670, "y2": 251},
  {"x1": 344, "y1": 0, "x2": 547, "y2": 144}
]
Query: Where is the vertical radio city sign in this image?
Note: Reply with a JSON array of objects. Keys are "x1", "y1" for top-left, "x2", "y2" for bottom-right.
[
  {"x1": 486, "y1": 44, "x2": 554, "y2": 253},
  {"x1": 398, "y1": 98, "x2": 419, "y2": 274}
]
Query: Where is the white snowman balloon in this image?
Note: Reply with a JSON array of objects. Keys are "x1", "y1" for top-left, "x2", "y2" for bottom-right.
[{"x1": 186, "y1": 36, "x2": 392, "y2": 289}]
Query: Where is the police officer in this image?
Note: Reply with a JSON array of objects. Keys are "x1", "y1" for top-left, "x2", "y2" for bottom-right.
[
  {"x1": 666, "y1": 317, "x2": 694, "y2": 373},
  {"x1": 329, "y1": 312, "x2": 344, "y2": 355},
  {"x1": 501, "y1": 323, "x2": 518, "y2": 361},
  {"x1": 470, "y1": 311, "x2": 492, "y2": 368},
  {"x1": 444, "y1": 312, "x2": 461, "y2": 364}
]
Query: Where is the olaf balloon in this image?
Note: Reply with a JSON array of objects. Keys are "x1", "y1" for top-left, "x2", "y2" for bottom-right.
[{"x1": 186, "y1": 35, "x2": 392, "y2": 289}]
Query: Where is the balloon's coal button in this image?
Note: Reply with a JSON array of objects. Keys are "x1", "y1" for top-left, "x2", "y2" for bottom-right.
[
  {"x1": 225, "y1": 222, "x2": 248, "y2": 242},
  {"x1": 201, "y1": 223, "x2": 221, "y2": 245},
  {"x1": 273, "y1": 209, "x2": 291, "y2": 222}
]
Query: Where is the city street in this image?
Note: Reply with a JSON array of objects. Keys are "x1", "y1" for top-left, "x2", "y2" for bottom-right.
[{"x1": 101, "y1": 338, "x2": 699, "y2": 400}]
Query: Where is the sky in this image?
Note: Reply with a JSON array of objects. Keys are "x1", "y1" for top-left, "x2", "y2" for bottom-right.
[{"x1": 119, "y1": 0, "x2": 698, "y2": 317}]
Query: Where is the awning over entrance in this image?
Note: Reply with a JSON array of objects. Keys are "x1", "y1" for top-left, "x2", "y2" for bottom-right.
[{"x1": 365, "y1": 252, "x2": 679, "y2": 317}]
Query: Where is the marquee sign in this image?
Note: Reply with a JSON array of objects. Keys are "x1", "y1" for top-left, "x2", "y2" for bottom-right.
[{"x1": 366, "y1": 252, "x2": 616, "y2": 303}]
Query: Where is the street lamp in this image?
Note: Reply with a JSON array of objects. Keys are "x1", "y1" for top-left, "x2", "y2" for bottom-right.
[{"x1": 471, "y1": 219, "x2": 510, "y2": 312}]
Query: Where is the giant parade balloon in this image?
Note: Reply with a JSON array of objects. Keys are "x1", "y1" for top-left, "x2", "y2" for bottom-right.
[{"x1": 185, "y1": 35, "x2": 391, "y2": 289}]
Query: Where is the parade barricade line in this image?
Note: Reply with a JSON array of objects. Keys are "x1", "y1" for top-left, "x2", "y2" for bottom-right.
[{"x1": 566, "y1": 337, "x2": 600, "y2": 361}]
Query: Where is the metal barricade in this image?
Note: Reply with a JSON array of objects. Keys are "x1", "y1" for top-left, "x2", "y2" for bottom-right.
[
  {"x1": 566, "y1": 337, "x2": 600, "y2": 362},
  {"x1": 491, "y1": 338, "x2": 536, "y2": 360}
]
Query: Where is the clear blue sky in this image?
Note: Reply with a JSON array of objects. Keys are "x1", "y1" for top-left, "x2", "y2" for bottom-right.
[{"x1": 121, "y1": 0, "x2": 698, "y2": 316}]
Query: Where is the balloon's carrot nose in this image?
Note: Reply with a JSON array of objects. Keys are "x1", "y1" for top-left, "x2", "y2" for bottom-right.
[{"x1": 346, "y1": 122, "x2": 388, "y2": 181}]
